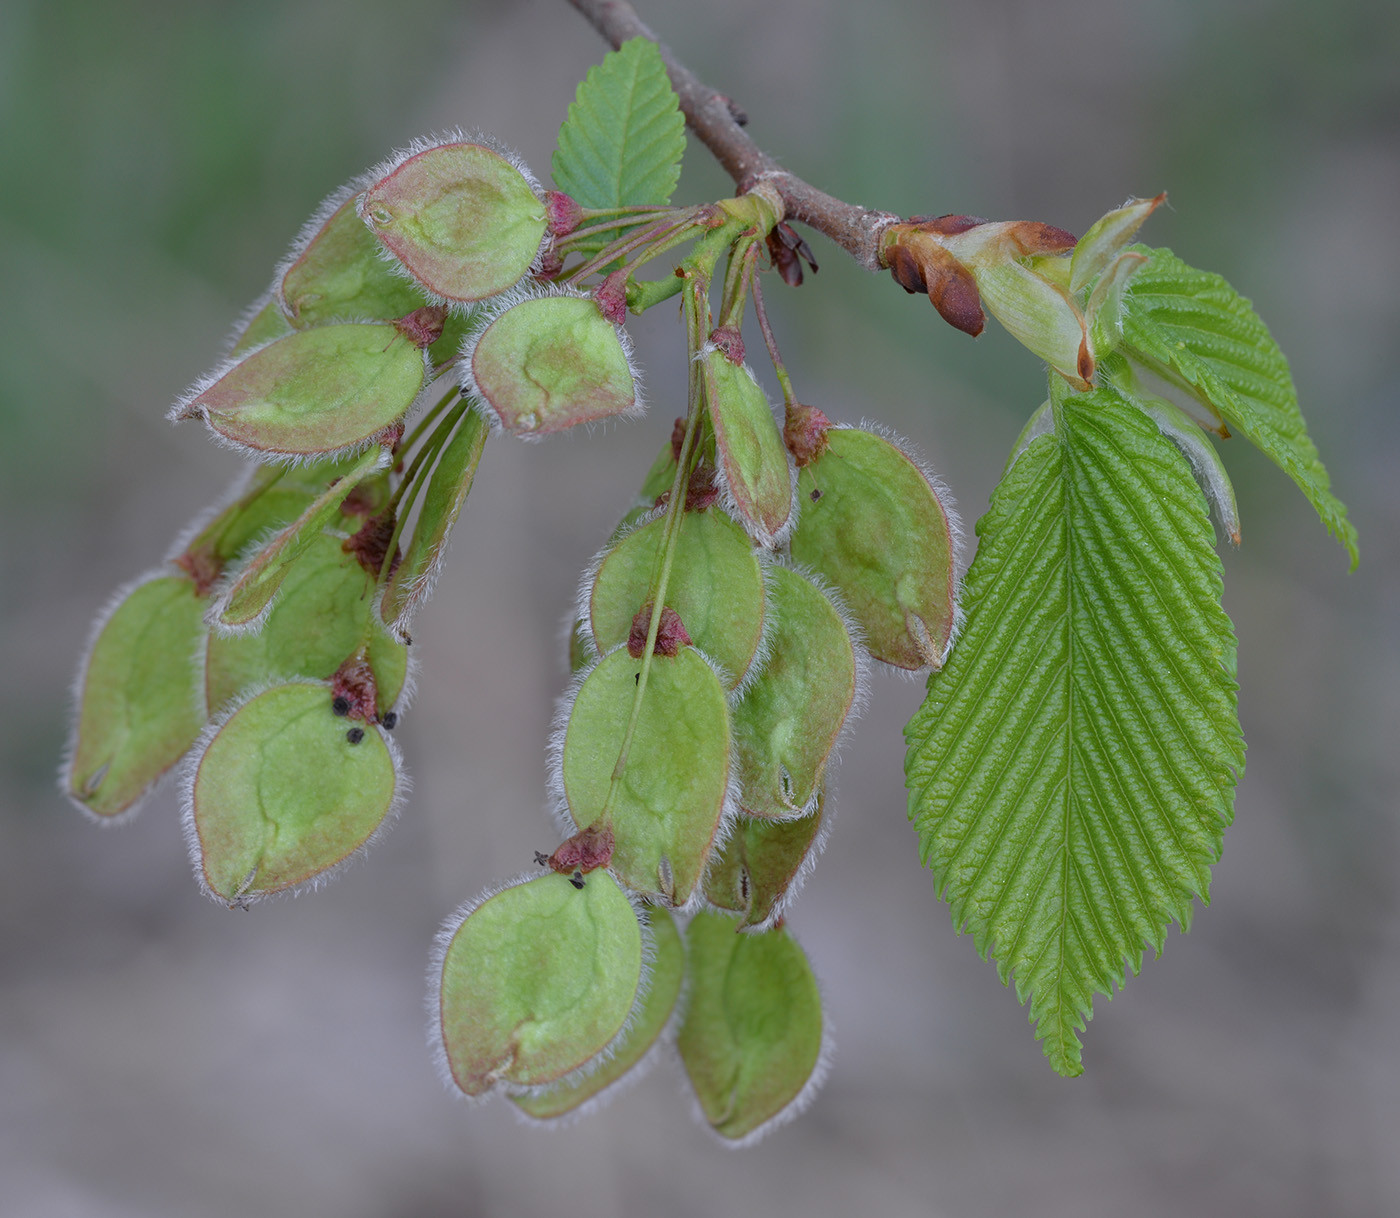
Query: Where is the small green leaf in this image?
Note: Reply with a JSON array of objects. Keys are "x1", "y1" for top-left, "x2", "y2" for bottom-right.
[
  {"x1": 703, "y1": 797, "x2": 826, "y2": 930},
  {"x1": 512, "y1": 904, "x2": 683, "y2": 1120},
  {"x1": 177, "y1": 324, "x2": 427, "y2": 457},
  {"x1": 561, "y1": 648, "x2": 731, "y2": 906},
  {"x1": 280, "y1": 188, "x2": 428, "y2": 328},
  {"x1": 904, "y1": 387, "x2": 1244, "y2": 1076},
  {"x1": 65, "y1": 574, "x2": 207, "y2": 819},
  {"x1": 211, "y1": 447, "x2": 387, "y2": 630},
  {"x1": 732, "y1": 567, "x2": 857, "y2": 819},
  {"x1": 381, "y1": 408, "x2": 489, "y2": 628},
  {"x1": 187, "y1": 681, "x2": 401, "y2": 903},
  {"x1": 790, "y1": 427, "x2": 957, "y2": 670},
  {"x1": 552, "y1": 37, "x2": 685, "y2": 213},
  {"x1": 703, "y1": 349, "x2": 794, "y2": 546},
  {"x1": 466, "y1": 293, "x2": 638, "y2": 436},
  {"x1": 678, "y1": 911, "x2": 826, "y2": 1143},
  {"x1": 361, "y1": 139, "x2": 546, "y2": 303},
  {"x1": 1118, "y1": 245, "x2": 1358, "y2": 566},
  {"x1": 435, "y1": 871, "x2": 644, "y2": 1097},
  {"x1": 589, "y1": 508, "x2": 766, "y2": 690},
  {"x1": 206, "y1": 531, "x2": 407, "y2": 715}
]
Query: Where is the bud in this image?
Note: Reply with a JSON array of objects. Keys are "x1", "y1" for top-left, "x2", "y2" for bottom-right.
[
  {"x1": 543, "y1": 189, "x2": 584, "y2": 237},
  {"x1": 1069, "y1": 193, "x2": 1165, "y2": 294},
  {"x1": 558, "y1": 648, "x2": 732, "y2": 907},
  {"x1": 789, "y1": 426, "x2": 959, "y2": 670},
  {"x1": 731, "y1": 566, "x2": 861, "y2": 819},
  {"x1": 183, "y1": 681, "x2": 403, "y2": 905},
  {"x1": 677, "y1": 912, "x2": 827, "y2": 1143},
  {"x1": 512, "y1": 905, "x2": 684, "y2": 1121},
  {"x1": 433, "y1": 870, "x2": 644, "y2": 1097},
  {"x1": 172, "y1": 324, "x2": 429, "y2": 458},
  {"x1": 703, "y1": 796, "x2": 827, "y2": 930},
  {"x1": 883, "y1": 216, "x2": 1091, "y2": 386},
  {"x1": 463, "y1": 289, "x2": 641, "y2": 437},
  {"x1": 701, "y1": 343, "x2": 795, "y2": 546},
  {"x1": 587, "y1": 508, "x2": 766, "y2": 691},
  {"x1": 782, "y1": 402, "x2": 832, "y2": 468},
  {"x1": 64, "y1": 573, "x2": 208, "y2": 820},
  {"x1": 359, "y1": 136, "x2": 547, "y2": 303}
]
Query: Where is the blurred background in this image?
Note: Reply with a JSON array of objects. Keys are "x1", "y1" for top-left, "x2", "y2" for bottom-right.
[{"x1": 2, "y1": 1, "x2": 1397, "y2": 1214}]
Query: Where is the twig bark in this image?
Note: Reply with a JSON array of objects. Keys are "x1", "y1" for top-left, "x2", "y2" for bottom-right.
[{"x1": 566, "y1": 0, "x2": 899, "y2": 273}]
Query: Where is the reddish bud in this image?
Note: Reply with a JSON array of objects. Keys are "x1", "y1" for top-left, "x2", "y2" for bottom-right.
[
  {"x1": 767, "y1": 222, "x2": 818, "y2": 287},
  {"x1": 594, "y1": 269, "x2": 629, "y2": 326},
  {"x1": 173, "y1": 544, "x2": 222, "y2": 598},
  {"x1": 783, "y1": 403, "x2": 832, "y2": 467},
  {"x1": 331, "y1": 654, "x2": 381, "y2": 724},
  {"x1": 670, "y1": 416, "x2": 688, "y2": 463},
  {"x1": 534, "y1": 247, "x2": 565, "y2": 281},
  {"x1": 911, "y1": 214, "x2": 990, "y2": 236},
  {"x1": 544, "y1": 190, "x2": 584, "y2": 237},
  {"x1": 548, "y1": 823, "x2": 616, "y2": 876},
  {"x1": 393, "y1": 304, "x2": 449, "y2": 350},
  {"x1": 684, "y1": 463, "x2": 721, "y2": 512},
  {"x1": 709, "y1": 325, "x2": 745, "y2": 365},
  {"x1": 342, "y1": 511, "x2": 399, "y2": 579},
  {"x1": 627, "y1": 603, "x2": 692, "y2": 658}
]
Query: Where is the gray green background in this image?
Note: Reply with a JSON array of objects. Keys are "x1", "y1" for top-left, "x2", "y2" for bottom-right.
[{"x1": 3, "y1": 1, "x2": 1397, "y2": 1214}]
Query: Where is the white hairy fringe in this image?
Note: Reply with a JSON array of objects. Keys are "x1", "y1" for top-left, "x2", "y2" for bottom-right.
[
  {"x1": 58, "y1": 566, "x2": 207, "y2": 826},
  {"x1": 356, "y1": 129, "x2": 548, "y2": 309},
  {"x1": 457, "y1": 282, "x2": 646, "y2": 442},
  {"x1": 678, "y1": 916, "x2": 837, "y2": 1149},
  {"x1": 425, "y1": 872, "x2": 658, "y2": 1107},
  {"x1": 220, "y1": 282, "x2": 283, "y2": 359},
  {"x1": 169, "y1": 340, "x2": 433, "y2": 468},
  {"x1": 160, "y1": 462, "x2": 263, "y2": 568},
  {"x1": 511, "y1": 906, "x2": 691, "y2": 1128},
  {"x1": 177, "y1": 677, "x2": 409, "y2": 909},
  {"x1": 845, "y1": 419, "x2": 967, "y2": 671},
  {"x1": 697, "y1": 343, "x2": 799, "y2": 549}
]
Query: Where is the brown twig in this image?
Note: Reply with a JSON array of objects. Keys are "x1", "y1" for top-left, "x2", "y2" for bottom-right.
[{"x1": 566, "y1": 0, "x2": 899, "y2": 273}]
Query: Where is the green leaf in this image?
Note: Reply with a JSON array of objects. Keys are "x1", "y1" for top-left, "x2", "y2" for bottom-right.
[
  {"x1": 65, "y1": 573, "x2": 207, "y2": 819},
  {"x1": 187, "y1": 681, "x2": 401, "y2": 904},
  {"x1": 904, "y1": 387, "x2": 1244, "y2": 1076},
  {"x1": 677, "y1": 911, "x2": 826, "y2": 1143},
  {"x1": 1118, "y1": 245, "x2": 1358, "y2": 567},
  {"x1": 435, "y1": 870, "x2": 644, "y2": 1097},
  {"x1": 381, "y1": 407, "x2": 489, "y2": 629},
  {"x1": 512, "y1": 904, "x2": 683, "y2": 1120},
  {"x1": 212, "y1": 447, "x2": 387, "y2": 631},
  {"x1": 552, "y1": 37, "x2": 685, "y2": 213},
  {"x1": 560, "y1": 647, "x2": 732, "y2": 907}
]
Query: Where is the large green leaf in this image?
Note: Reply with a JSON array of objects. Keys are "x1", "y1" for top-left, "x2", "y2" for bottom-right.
[
  {"x1": 552, "y1": 37, "x2": 685, "y2": 213},
  {"x1": 1118, "y1": 245, "x2": 1358, "y2": 567},
  {"x1": 904, "y1": 387, "x2": 1244, "y2": 1076}
]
